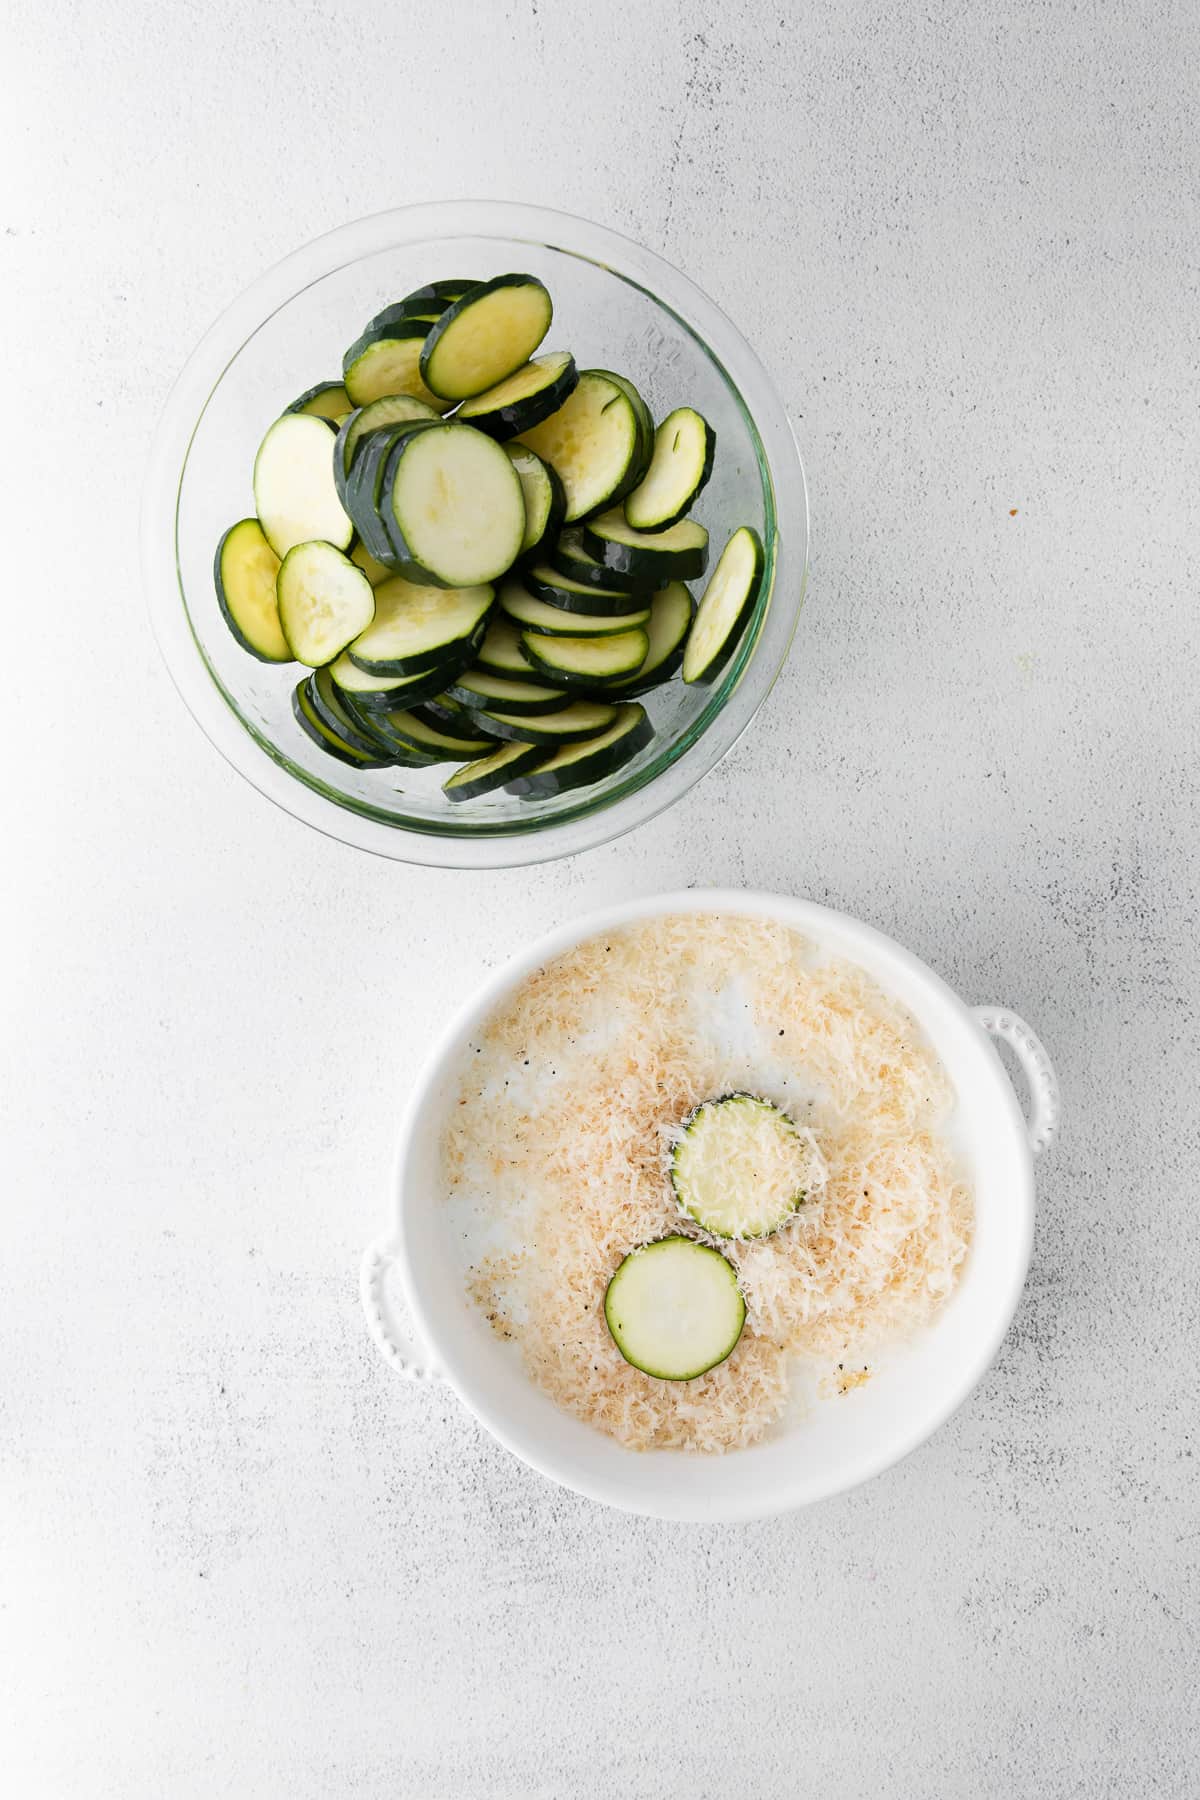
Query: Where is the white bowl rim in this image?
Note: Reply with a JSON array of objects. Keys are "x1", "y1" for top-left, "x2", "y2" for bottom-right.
[
  {"x1": 140, "y1": 200, "x2": 810, "y2": 869},
  {"x1": 384, "y1": 887, "x2": 1039, "y2": 1521}
]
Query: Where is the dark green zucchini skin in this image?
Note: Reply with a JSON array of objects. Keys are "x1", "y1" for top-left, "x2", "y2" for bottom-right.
[
  {"x1": 284, "y1": 380, "x2": 351, "y2": 417},
  {"x1": 347, "y1": 611, "x2": 489, "y2": 680},
  {"x1": 213, "y1": 520, "x2": 291, "y2": 664},
  {"x1": 367, "y1": 280, "x2": 478, "y2": 334},
  {"x1": 459, "y1": 353, "x2": 578, "y2": 441},
  {"x1": 308, "y1": 666, "x2": 396, "y2": 758},
  {"x1": 469, "y1": 703, "x2": 616, "y2": 748},
  {"x1": 344, "y1": 421, "x2": 438, "y2": 568},
  {"x1": 444, "y1": 668, "x2": 569, "y2": 717}
]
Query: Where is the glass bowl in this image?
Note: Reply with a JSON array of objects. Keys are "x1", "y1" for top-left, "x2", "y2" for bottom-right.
[{"x1": 141, "y1": 202, "x2": 809, "y2": 868}]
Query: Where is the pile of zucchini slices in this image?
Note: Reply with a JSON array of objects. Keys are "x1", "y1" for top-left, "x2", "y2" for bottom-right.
[
  {"x1": 604, "y1": 1095, "x2": 812, "y2": 1382},
  {"x1": 214, "y1": 273, "x2": 765, "y2": 803}
]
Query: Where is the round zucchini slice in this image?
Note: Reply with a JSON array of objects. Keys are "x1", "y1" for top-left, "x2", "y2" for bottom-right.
[
  {"x1": 623, "y1": 406, "x2": 715, "y2": 532},
  {"x1": 420, "y1": 273, "x2": 553, "y2": 402},
  {"x1": 347, "y1": 575, "x2": 493, "y2": 677},
  {"x1": 682, "y1": 526, "x2": 765, "y2": 685},
  {"x1": 443, "y1": 740, "x2": 544, "y2": 802},
  {"x1": 504, "y1": 704, "x2": 653, "y2": 797},
  {"x1": 457, "y1": 350, "x2": 578, "y2": 439},
  {"x1": 517, "y1": 371, "x2": 642, "y2": 521},
  {"x1": 252, "y1": 413, "x2": 352, "y2": 559},
  {"x1": 670, "y1": 1094, "x2": 811, "y2": 1239},
  {"x1": 342, "y1": 319, "x2": 440, "y2": 409},
  {"x1": 604, "y1": 1236, "x2": 746, "y2": 1381},
  {"x1": 382, "y1": 422, "x2": 526, "y2": 587},
  {"x1": 581, "y1": 510, "x2": 709, "y2": 585},
  {"x1": 471, "y1": 698, "x2": 617, "y2": 747},
  {"x1": 214, "y1": 518, "x2": 290, "y2": 663},
  {"x1": 498, "y1": 579, "x2": 650, "y2": 639},
  {"x1": 519, "y1": 627, "x2": 648, "y2": 687},
  {"x1": 285, "y1": 381, "x2": 352, "y2": 420},
  {"x1": 292, "y1": 678, "x2": 392, "y2": 769},
  {"x1": 276, "y1": 540, "x2": 375, "y2": 668},
  {"x1": 611, "y1": 582, "x2": 694, "y2": 696},
  {"x1": 504, "y1": 443, "x2": 566, "y2": 561},
  {"x1": 523, "y1": 562, "x2": 650, "y2": 617}
]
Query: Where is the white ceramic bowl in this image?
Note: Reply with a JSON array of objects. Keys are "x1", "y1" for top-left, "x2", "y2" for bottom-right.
[{"x1": 361, "y1": 890, "x2": 1059, "y2": 1521}]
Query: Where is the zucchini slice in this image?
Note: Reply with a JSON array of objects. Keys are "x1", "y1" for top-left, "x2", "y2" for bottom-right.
[
  {"x1": 517, "y1": 371, "x2": 642, "y2": 522},
  {"x1": 329, "y1": 649, "x2": 462, "y2": 712},
  {"x1": 347, "y1": 575, "x2": 492, "y2": 677},
  {"x1": 213, "y1": 519, "x2": 290, "y2": 663},
  {"x1": 581, "y1": 510, "x2": 709, "y2": 584},
  {"x1": 308, "y1": 665, "x2": 394, "y2": 759},
  {"x1": 589, "y1": 367, "x2": 654, "y2": 467},
  {"x1": 285, "y1": 381, "x2": 352, "y2": 420},
  {"x1": 366, "y1": 281, "x2": 478, "y2": 334},
  {"x1": 520, "y1": 627, "x2": 648, "y2": 687},
  {"x1": 349, "y1": 538, "x2": 394, "y2": 586},
  {"x1": 474, "y1": 614, "x2": 540, "y2": 677},
  {"x1": 365, "y1": 706, "x2": 497, "y2": 763},
  {"x1": 445, "y1": 666, "x2": 569, "y2": 716},
  {"x1": 504, "y1": 444, "x2": 565, "y2": 560},
  {"x1": 670, "y1": 1094, "x2": 810, "y2": 1239},
  {"x1": 611, "y1": 582, "x2": 694, "y2": 695},
  {"x1": 604, "y1": 1236, "x2": 745, "y2": 1381},
  {"x1": 504, "y1": 703, "x2": 653, "y2": 797},
  {"x1": 457, "y1": 351, "x2": 578, "y2": 439},
  {"x1": 523, "y1": 562, "x2": 650, "y2": 617},
  {"x1": 342, "y1": 319, "x2": 440, "y2": 409},
  {"x1": 292, "y1": 678, "x2": 391, "y2": 769},
  {"x1": 623, "y1": 407, "x2": 715, "y2": 532},
  {"x1": 252, "y1": 413, "x2": 352, "y2": 559},
  {"x1": 548, "y1": 527, "x2": 647, "y2": 594},
  {"x1": 345, "y1": 422, "x2": 435, "y2": 565},
  {"x1": 498, "y1": 579, "x2": 650, "y2": 639},
  {"x1": 276, "y1": 540, "x2": 375, "y2": 667},
  {"x1": 682, "y1": 525, "x2": 765, "y2": 685},
  {"x1": 383, "y1": 423, "x2": 526, "y2": 587},
  {"x1": 443, "y1": 740, "x2": 544, "y2": 802},
  {"x1": 335, "y1": 395, "x2": 441, "y2": 498},
  {"x1": 420, "y1": 273, "x2": 553, "y2": 402},
  {"x1": 471, "y1": 698, "x2": 617, "y2": 746}
]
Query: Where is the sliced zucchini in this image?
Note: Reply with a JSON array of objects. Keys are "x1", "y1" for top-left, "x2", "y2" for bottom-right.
[
  {"x1": 276, "y1": 540, "x2": 375, "y2": 667},
  {"x1": 604, "y1": 1236, "x2": 745, "y2": 1381},
  {"x1": 670, "y1": 1094, "x2": 810, "y2": 1238},
  {"x1": 335, "y1": 394, "x2": 441, "y2": 499},
  {"x1": 504, "y1": 444, "x2": 566, "y2": 560},
  {"x1": 517, "y1": 371, "x2": 642, "y2": 522},
  {"x1": 548, "y1": 526, "x2": 647, "y2": 594},
  {"x1": 520, "y1": 627, "x2": 648, "y2": 687},
  {"x1": 623, "y1": 407, "x2": 715, "y2": 532},
  {"x1": 445, "y1": 666, "x2": 569, "y2": 716},
  {"x1": 524, "y1": 561, "x2": 650, "y2": 617},
  {"x1": 443, "y1": 740, "x2": 544, "y2": 802},
  {"x1": 349, "y1": 538, "x2": 393, "y2": 586},
  {"x1": 285, "y1": 381, "x2": 352, "y2": 420},
  {"x1": 589, "y1": 368, "x2": 654, "y2": 467},
  {"x1": 406, "y1": 696, "x2": 499, "y2": 741},
  {"x1": 581, "y1": 510, "x2": 709, "y2": 584},
  {"x1": 475, "y1": 614, "x2": 538, "y2": 677},
  {"x1": 504, "y1": 703, "x2": 653, "y2": 798},
  {"x1": 253, "y1": 413, "x2": 352, "y2": 559},
  {"x1": 329, "y1": 649, "x2": 463, "y2": 712},
  {"x1": 366, "y1": 706, "x2": 497, "y2": 762},
  {"x1": 308, "y1": 664, "x2": 395, "y2": 758},
  {"x1": 343, "y1": 319, "x2": 440, "y2": 409},
  {"x1": 471, "y1": 698, "x2": 617, "y2": 746},
  {"x1": 611, "y1": 582, "x2": 693, "y2": 695},
  {"x1": 347, "y1": 575, "x2": 492, "y2": 676},
  {"x1": 213, "y1": 519, "x2": 290, "y2": 662},
  {"x1": 379, "y1": 422, "x2": 525, "y2": 587},
  {"x1": 345, "y1": 421, "x2": 435, "y2": 565},
  {"x1": 420, "y1": 274, "x2": 553, "y2": 402},
  {"x1": 292, "y1": 678, "x2": 391, "y2": 769},
  {"x1": 366, "y1": 280, "x2": 478, "y2": 333},
  {"x1": 682, "y1": 525, "x2": 765, "y2": 685},
  {"x1": 498, "y1": 579, "x2": 650, "y2": 639},
  {"x1": 457, "y1": 351, "x2": 578, "y2": 439}
]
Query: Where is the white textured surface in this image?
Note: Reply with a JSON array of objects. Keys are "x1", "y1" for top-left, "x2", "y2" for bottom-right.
[{"x1": 3, "y1": 1, "x2": 1198, "y2": 1793}]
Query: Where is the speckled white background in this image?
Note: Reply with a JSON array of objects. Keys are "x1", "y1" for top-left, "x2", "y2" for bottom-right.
[{"x1": 3, "y1": 1, "x2": 1198, "y2": 1793}]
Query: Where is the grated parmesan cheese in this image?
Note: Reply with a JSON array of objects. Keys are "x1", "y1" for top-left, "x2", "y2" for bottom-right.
[{"x1": 441, "y1": 914, "x2": 973, "y2": 1454}]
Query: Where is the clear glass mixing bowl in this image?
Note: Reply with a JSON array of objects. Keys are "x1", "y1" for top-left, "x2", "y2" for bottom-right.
[{"x1": 141, "y1": 202, "x2": 809, "y2": 867}]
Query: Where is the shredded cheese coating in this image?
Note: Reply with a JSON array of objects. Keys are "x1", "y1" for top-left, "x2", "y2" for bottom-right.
[{"x1": 443, "y1": 914, "x2": 973, "y2": 1453}]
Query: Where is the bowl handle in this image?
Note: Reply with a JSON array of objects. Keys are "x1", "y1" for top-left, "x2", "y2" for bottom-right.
[
  {"x1": 360, "y1": 1236, "x2": 443, "y2": 1381},
  {"x1": 973, "y1": 1007, "x2": 1060, "y2": 1156}
]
